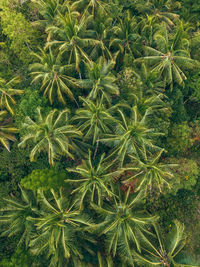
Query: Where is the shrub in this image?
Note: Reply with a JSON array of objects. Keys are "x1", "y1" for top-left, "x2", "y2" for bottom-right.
[
  {"x1": 20, "y1": 168, "x2": 68, "y2": 191},
  {"x1": 162, "y1": 157, "x2": 199, "y2": 195},
  {"x1": 165, "y1": 122, "x2": 192, "y2": 156}
]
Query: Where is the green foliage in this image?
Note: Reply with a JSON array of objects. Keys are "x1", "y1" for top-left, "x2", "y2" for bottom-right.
[
  {"x1": 0, "y1": 0, "x2": 200, "y2": 265},
  {"x1": 0, "y1": 5, "x2": 37, "y2": 63},
  {"x1": 166, "y1": 122, "x2": 192, "y2": 156},
  {"x1": 21, "y1": 168, "x2": 68, "y2": 191},
  {"x1": 164, "y1": 157, "x2": 199, "y2": 194},
  {"x1": 167, "y1": 88, "x2": 189, "y2": 123},
  {"x1": 0, "y1": 142, "x2": 49, "y2": 190},
  {"x1": 15, "y1": 88, "x2": 48, "y2": 120},
  {"x1": 0, "y1": 247, "x2": 33, "y2": 267},
  {"x1": 100, "y1": 107, "x2": 162, "y2": 166},
  {"x1": 145, "y1": 189, "x2": 199, "y2": 229}
]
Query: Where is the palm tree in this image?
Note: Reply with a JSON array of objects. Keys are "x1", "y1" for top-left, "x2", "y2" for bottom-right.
[
  {"x1": 137, "y1": 15, "x2": 161, "y2": 46},
  {"x1": 118, "y1": 74, "x2": 167, "y2": 118},
  {"x1": 122, "y1": 148, "x2": 176, "y2": 193},
  {"x1": 70, "y1": 0, "x2": 108, "y2": 18},
  {"x1": 87, "y1": 7, "x2": 113, "y2": 60},
  {"x1": 29, "y1": 188, "x2": 93, "y2": 266},
  {"x1": 135, "y1": 26, "x2": 199, "y2": 89},
  {"x1": 18, "y1": 107, "x2": 82, "y2": 165},
  {"x1": 80, "y1": 57, "x2": 119, "y2": 102},
  {"x1": 97, "y1": 251, "x2": 114, "y2": 267},
  {"x1": 109, "y1": 11, "x2": 141, "y2": 60},
  {"x1": 66, "y1": 150, "x2": 123, "y2": 209},
  {"x1": 91, "y1": 187, "x2": 158, "y2": 265},
  {"x1": 131, "y1": 63, "x2": 165, "y2": 95},
  {"x1": 0, "y1": 76, "x2": 24, "y2": 115},
  {"x1": 0, "y1": 185, "x2": 39, "y2": 247},
  {"x1": 46, "y1": 10, "x2": 99, "y2": 74},
  {"x1": 72, "y1": 96, "x2": 117, "y2": 145},
  {"x1": 30, "y1": 48, "x2": 79, "y2": 105},
  {"x1": 100, "y1": 107, "x2": 161, "y2": 167},
  {"x1": 136, "y1": 0, "x2": 179, "y2": 30},
  {"x1": 133, "y1": 220, "x2": 199, "y2": 266},
  {"x1": 0, "y1": 110, "x2": 18, "y2": 151},
  {"x1": 31, "y1": 0, "x2": 63, "y2": 28}
]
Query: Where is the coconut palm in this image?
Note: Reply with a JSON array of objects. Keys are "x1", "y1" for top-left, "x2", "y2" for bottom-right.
[
  {"x1": 46, "y1": 10, "x2": 99, "y2": 74},
  {"x1": 18, "y1": 107, "x2": 82, "y2": 165},
  {"x1": 70, "y1": 0, "x2": 108, "y2": 18},
  {"x1": 72, "y1": 96, "x2": 117, "y2": 145},
  {"x1": 100, "y1": 107, "x2": 161, "y2": 167},
  {"x1": 28, "y1": 188, "x2": 93, "y2": 267},
  {"x1": 132, "y1": 63, "x2": 165, "y2": 95},
  {"x1": 133, "y1": 220, "x2": 199, "y2": 266},
  {"x1": 119, "y1": 77, "x2": 167, "y2": 119},
  {"x1": 122, "y1": 148, "x2": 176, "y2": 193},
  {"x1": 137, "y1": 15, "x2": 161, "y2": 46},
  {"x1": 0, "y1": 110, "x2": 18, "y2": 151},
  {"x1": 97, "y1": 252, "x2": 114, "y2": 267},
  {"x1": 66, "y1": 150, "x2": 123, "y2": 209},
  {"x1": 80, "y1": 57, "x2": 119, "y2": 102},
  {"x1": 135, "y1": 26, "x2": 199, "y2": 89},
  {"x1": 30, "y1": 48, "x2": 79, "y2": 105},
  {"x1": 87, "y1": 7, "x2": 113, "y2": 60},
  {"x1": 0, "y1": 185, "x2": 39, "y2": 247},
  {"x1": 0, "y1": 76, "x2": 24, "y2": 115},
  {"x1": 91, "y1": 187, "x2": 158, "y2": 265},
  {"x1": 31, "y1": 0, "x2": 63, "y2": 28},
  {"x1": 136, "y1": 0, "x2": 179, "y2": 29},
  {"x1": 109, "y1": 11, "x2": 141, "y2": 59}
]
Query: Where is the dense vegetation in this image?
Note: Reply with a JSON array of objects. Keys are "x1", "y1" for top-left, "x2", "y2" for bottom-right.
[{"x1": 0, "y1": 0, "x2": 200, "y2": 266}]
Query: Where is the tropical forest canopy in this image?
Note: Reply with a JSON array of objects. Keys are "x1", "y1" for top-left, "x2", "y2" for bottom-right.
[{"x1": 0, "y1": 0, "x2": 200, "y2": 266}]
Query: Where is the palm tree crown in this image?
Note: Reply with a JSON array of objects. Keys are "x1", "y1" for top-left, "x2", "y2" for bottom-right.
[
  {"x1": 101, "y1": 107, "x2": 161, "y2": 166},
  {"x1": 29, "y1": 188, "x2": 93, "y2": 266},
  {"x1": 66, "y1": 150, "x2": 123, "y2": 209},
  {"x1": 80, "y1": 57, "x2": 119, "y2": 102},
  {"x1": 18, "y1": 107, "x2": 82, "y2": 165},
  {"x1": 123, "y1": 148, "x2": 176, "y2": 193},
  {"x1": 72, "y1": 96, "x2": 117, "y2": 144},
  {"x1": 0, "y1": 110, "x2": 18, "y2": 151},
  {"x1": 135, "y1": 25, "x2": 199, "y2": 89},
  {"x1": 30, "y1": 48, "x2": 79, "y2": 104},
  {"x1": 46, "y1": 10, "x2": 99, "y2": 74},
  {"x1": 91, "y1": 188, "x2": 158, "y2": 265},
  {"x1": 133, "y1": 220, "x2": 199, "y2": 266},
  {"x1": 0, "y1": 76, "x2": 24, "y2": 115},
  {"x1": 0, "y1": 185, "x2": 39, "y2": 247}
]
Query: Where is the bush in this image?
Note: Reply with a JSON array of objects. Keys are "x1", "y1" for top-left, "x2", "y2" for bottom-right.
[
  {"x1": 163, "y1": 157, "x2": 199, "y2": 194},
  {"x1": 167, "y1": 88, "x2": 189, "y2": 123},
  {"x1": 145, "y1": 189, "x2": 199, "y2": 229},
  {"x1": 14, "y1": 88, "x2": 49, "y2": 130},
  {"x1": 165, "y1": 122, "x2": 192, "y2": 156},
  {"x1": 0, "y1": 246, "x2": 49, "y2": 267},
  {"x1": 0, "y1": 247, "x2": 33, "y2": 267},
  {"x1": 20, "y1": 168, "x2": 68, "y2": 191}
]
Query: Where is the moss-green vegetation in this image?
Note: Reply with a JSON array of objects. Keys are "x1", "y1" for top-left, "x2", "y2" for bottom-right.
[{"x1": 0, "y1": 0, "x2": 200, "y2": 266}]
